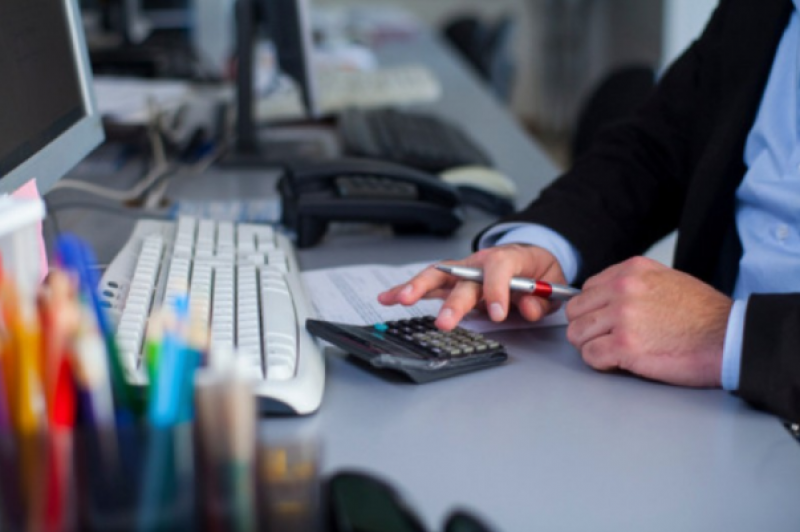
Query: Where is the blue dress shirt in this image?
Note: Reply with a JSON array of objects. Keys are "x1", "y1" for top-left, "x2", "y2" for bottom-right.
[{"x1": 481, "y1": 0, "x2": 800, "y2": 391}]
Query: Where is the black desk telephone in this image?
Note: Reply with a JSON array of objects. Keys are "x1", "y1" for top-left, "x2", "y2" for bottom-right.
[{"x1": 278, "y1": 158, "x2": 464, "y2": 248}]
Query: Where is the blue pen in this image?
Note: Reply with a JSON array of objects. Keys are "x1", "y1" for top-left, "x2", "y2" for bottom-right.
[
  {"x1": 149, "y1": 297, "x2": 193, "y2": 427},
  {"x1": 56, "y1": 235, "x2": 137, "y2": 417}
]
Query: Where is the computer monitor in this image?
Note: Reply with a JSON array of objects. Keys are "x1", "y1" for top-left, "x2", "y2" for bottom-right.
[
  {"x1": 261, "y1": 0, "x2": 319, "y2": 119},
  {"x1": 227, "y1": 0, "x2": 320, "y2": 165},
  {"x1": 0, "y1": 0, "x2": 105, "y2": 195}
]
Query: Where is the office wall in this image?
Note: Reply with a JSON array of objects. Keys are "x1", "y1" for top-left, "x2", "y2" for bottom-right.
[{"x1": 662, "y1": 0, "x2": 716, "y2": 68}]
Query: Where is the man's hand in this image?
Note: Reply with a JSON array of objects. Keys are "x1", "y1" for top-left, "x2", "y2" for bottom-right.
[
  {"x1": 565, "y1": 257, "x2": 732, "y2": 387},
  {"x1": 378, "y1": 244, "x2": 568, "y2": 330}
]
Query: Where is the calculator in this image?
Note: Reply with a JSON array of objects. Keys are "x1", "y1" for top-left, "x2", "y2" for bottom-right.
[{"x1": 305, "y1": 316, "x2": 508, "y2": 383}]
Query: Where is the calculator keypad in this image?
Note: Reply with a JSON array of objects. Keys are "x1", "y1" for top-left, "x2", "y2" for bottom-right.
[
  {"x1": 306, "y1": 315, "x2": 508, "y2": 383},
  {"x1": 378, "y1": 316, "x2": 501, "y2": 359}
]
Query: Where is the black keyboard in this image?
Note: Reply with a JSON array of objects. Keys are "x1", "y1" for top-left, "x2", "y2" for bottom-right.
[
  {"x1": 338, "y1": 108, "x2": 492, "y2": 173},
  {"x1": 306, "y1": 316, "x2": 507, "y2": 383}
]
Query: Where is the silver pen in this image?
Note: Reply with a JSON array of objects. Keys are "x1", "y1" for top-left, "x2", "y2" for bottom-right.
[{"x1": 435, "y1": 264, "x2": 581, "y2": 301}]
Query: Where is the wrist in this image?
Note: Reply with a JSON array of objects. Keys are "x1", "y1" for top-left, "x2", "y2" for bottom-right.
[{"x1": 492, "y1": 225, "x2": 581, "y2": 283}]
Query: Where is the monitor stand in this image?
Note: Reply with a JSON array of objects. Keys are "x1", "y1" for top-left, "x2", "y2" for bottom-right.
[
  {"x1": 218, "y1": 0, "x2": 334, "y2": 168},
  {"x1": 220, "y1": 124, "x2": 338, "y2": 167}
]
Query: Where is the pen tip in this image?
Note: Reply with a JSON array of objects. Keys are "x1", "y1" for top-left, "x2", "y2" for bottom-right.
[{"x1": 435, "y1": 264, "x2": 451, "y2": 273}]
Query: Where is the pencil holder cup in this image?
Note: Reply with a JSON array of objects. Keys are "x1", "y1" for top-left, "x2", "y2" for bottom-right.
[
  {"x1": 0, "y1": 424, "x2": 324, "y2": 532},
  {"x1": 73, "y1": 423, "x2": 197, "y2": 532},
  {"x1": 0, "y1": 430, "x2": 78, "y2": 532}
]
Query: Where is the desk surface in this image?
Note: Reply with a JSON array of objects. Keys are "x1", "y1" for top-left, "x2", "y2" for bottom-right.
[{"x1": 50, "y1": 31, "x2": 800, "y2": 532}]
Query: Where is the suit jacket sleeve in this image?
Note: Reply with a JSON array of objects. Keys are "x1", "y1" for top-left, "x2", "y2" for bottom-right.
[
  {"x1": 474, "y1": 3, "x2": 729, "y2": 283},
  {"x1": 740, "y1": 296, "x2": 800, "y2": 423}
]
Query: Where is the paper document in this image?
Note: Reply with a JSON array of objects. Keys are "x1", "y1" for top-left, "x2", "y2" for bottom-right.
[{"x1": 301, "y1": 261, "x2": 567, "y2": 334}]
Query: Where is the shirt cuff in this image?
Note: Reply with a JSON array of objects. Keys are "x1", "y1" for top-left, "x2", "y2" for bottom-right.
[
  {"x1": 721, "y1": 299, "x2": 747, "y2": 391},
  {"x1": 478, "y1": 223, "x2": 582, "y2": 284}
]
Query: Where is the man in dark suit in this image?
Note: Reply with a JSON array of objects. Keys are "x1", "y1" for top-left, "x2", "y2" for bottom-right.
[{"x1": 379, "y1": 0, "x2": 800, "y2": 422}]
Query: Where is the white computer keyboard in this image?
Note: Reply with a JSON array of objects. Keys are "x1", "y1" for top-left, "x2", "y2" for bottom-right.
[
  {"x1": 257, "y1": 64, "x2": 442, "y2": 121},
  {"x1": 99, "y1": 216, "x2": 325, "y2": 415}
]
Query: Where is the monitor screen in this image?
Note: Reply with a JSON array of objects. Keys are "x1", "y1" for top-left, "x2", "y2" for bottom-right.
[{"x1": 0, "y1": 0, "x2": 104, "y2": 195}]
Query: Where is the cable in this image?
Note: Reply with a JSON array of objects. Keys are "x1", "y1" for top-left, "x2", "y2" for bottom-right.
[
  {"x1": 43, "y1": 196, "x2": 62, "y2": 243},
  {"x1": 50, "y1": 104, "x2": 172, "y2": 202},
  {"x1": 142, "y1": 141, "x2": 228, "y2": 210},
  {"x1": 49, "y1": 161, "x2": 171, "y2": 202}
]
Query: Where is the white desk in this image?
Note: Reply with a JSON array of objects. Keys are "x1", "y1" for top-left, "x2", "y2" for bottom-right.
[{"x1": 49, "y1": 31, "x2": 800, "y2": 532}]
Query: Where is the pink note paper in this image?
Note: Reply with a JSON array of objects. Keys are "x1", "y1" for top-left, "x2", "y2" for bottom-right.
[{"x1": 11, "y1": 179, "x2": 48, "y2": 283}]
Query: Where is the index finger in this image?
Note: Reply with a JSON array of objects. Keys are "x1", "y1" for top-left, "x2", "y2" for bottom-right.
[{"x1": 377, "y1": 262, "x2": 457, "y2": 306}]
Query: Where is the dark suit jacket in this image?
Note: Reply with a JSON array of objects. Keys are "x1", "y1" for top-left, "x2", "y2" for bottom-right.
[{"x1": 478, "y1": 0, "x2": 800, "y2": 422}]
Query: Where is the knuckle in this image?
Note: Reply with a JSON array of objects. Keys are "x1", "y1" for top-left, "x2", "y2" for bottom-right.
[
  {"x1": 627, "y1": 256, "x2": 651, "y2": 272},
  {"x1": 564, "y1": 297, "x2": 583, "y2": 320},
  {"x1": 612, "y1": 276, "x2": 629, "y2": 293},
  {"x1": 613, "y1": 329, "x2": 633, "y2": 351},
  {"x1": 634, "y1": 256, "x2": 663, "y2": 277},
  {"x1": 583, "y1": 273, "x2": 601, "y2": 288},
  {"x1": 450, "y1": 284, "x2": 480, "y2": 306},
  {"x1": 617, "y1": 299, "x2": 642, "y2": 326},
  {"x1": 627, "y1": 256, "x2": 645, "y2": 268},
  {"x1": 614, "y1": 302, "x2": 632, "y2": 323},
  {"x1": 525, "y1": 296, "x2": 546, "y2": 319},
  {"x1": 471, "y1": 249, "x2": 490, "y2": 261},
  {"x1": 566, "y1": 323, "x2": 580, "y2": 345},
  {"x1": 581, "y1": 342, "x2": 601, "y2": 367},
  {"x1": 583, "y1": 342, "x2": 616, "y2": 370},
  {"x1": 483, "y1": 250, "x2": 508, "y2": 267},
  {"x1": 615, "y1": 275, "x2": 644, "y2": 296}
]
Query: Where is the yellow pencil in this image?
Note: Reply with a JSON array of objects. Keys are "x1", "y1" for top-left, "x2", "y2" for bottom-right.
[{"x1": 0, "y1": 278, "x2": 45, "y2": 434}]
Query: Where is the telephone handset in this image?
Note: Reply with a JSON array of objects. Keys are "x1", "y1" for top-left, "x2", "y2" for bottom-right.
[{"x1": 278, "y1": 157, "x2": 464, "y2": 248}]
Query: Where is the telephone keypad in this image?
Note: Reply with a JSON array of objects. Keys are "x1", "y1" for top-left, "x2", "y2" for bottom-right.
[{"x1": 334, "y1": 175, "x2": 419, "y2": 200}]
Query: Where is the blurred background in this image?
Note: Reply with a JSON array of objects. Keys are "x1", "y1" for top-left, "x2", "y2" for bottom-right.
[{"x1": 319, "y1": 0, "x2": 716, "y2": 168}]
